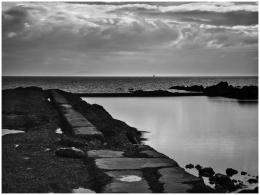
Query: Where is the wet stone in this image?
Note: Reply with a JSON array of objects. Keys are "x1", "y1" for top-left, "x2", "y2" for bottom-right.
[
  {"x1": 87, "y1": 150, "x2": 124, "y2": 158},
  {"x1": 158, "y1": 167, "x2": 202, "y2": 193},
  {"x1": 103, "y1": 170, "x2": 151, "y2": 193},
  {"x1": 95, "y1": 158, "x2": 178, "y2": 170}
]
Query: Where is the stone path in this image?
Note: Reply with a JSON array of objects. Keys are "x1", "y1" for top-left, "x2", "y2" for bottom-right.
[
  {"x1": 50, "y1": 90, "x2": 210, "y2": 193},
  {"x1": 88, "y1": 147, "x2": 209, "y2": 193},
  {"x1": 50, "y1": 90, "x2": 103, "y2": 140}
]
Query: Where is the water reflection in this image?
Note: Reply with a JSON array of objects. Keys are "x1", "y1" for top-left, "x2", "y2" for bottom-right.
[{"x1": 83, "y1": 96, "x2": 258, "y2": 176}]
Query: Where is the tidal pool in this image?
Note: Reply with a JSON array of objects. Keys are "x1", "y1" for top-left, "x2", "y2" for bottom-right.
[{"x1": 82, "y1": 96, "x2": 258, "y2": 177}]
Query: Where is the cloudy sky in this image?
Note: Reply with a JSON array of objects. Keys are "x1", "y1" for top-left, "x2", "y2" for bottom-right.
[{"x1": 2, "y1": 1, "x2": 258, "y2": 76}]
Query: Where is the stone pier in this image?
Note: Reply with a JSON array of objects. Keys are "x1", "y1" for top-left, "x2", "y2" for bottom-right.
[
  {"x1": 50, "y1": 90, "x2": 103, "y2": 140},
  {"x1": 50, "y1": 90, "x2": 211, "y2": 193}
]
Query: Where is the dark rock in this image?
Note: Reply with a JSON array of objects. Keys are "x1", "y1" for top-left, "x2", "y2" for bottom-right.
[
  {"x1": 226, "y1": 168, "x2": 238, "y2": 177},
  {"x1": 195, "y1": 164, "x2": 202, "y2": 170},
  {"x1": 204, "y1": 82, "x2": 258, "y2": 99},
  {"x1": 241, "y1": 171, "x2": 247, "y2": 175},
  {"x1": 211, "y1": 173, "x2": 236, "y2": 191},
  {"x1": 170, "y1": 82, "x2": 258, "y2": 100},
  {"x1": 185, "y1": 163, "x2": 194, "y2": 169},
  {"x1": 55, "y1": 147, "x2": 85, "y2": 158},
  {"x1": 215, "y1": 184, "x2": 228, "y2": 193},
  {"x1": 247, "y1": 178, "x2": 258, "y2": 184},
  {"x1": 199, "y1": 167, "x2": 215, "y2": 177}
]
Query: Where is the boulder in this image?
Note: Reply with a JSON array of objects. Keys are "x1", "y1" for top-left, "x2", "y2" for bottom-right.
[
  {"x1": 226, "y1": 168, "x2": 238, "y2": 177},
  {"x1": 247, "y1": 178, "x2": 258, "y2": 184},
  {"x1": 211, "y1": 173, "x2": 235, "y2": 191},
  {"x1": 195, "y1": 164, "x2": 202, "y2": 170},
  {"x1": 241, "y1": 171, "x2": 247, "y2": 176},
  {"x1": 199, "y1": 167, "x2": 215, "y2": 177},
  {"x1": 55, "y1": 147, "x2": 85, "y2": 158},
  {"x1": 185, "y1": 164, "x2": 194, "y2": 169}
]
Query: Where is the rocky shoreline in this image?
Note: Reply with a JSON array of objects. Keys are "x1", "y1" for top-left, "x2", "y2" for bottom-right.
[
  {"x1": 77, "y1": 82, "x2": 258, "y2": 101},
  {"x1": 2, "y1": 87, "x2": 258, "y2": 193}
]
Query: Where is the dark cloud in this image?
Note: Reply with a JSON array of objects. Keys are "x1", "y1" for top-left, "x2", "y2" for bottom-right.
[{"x1": 2, "y1": 6, "x2": 28, "y2": 35}]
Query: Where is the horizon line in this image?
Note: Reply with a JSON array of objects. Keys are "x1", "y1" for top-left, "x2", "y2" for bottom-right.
[{"x1": 2, "y1": 75, "x2": 258, "y2": 77}]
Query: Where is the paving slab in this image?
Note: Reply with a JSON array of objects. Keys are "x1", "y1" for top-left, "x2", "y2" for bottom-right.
[
  {"x1": 158, "y1": 167, "x2": 203, "y2": 193},
  {"x1": 140, "y1": 150, "x2": 167, "y2": 158},
  {"x1": 95, "y1": 158, "x2": 178, "y2": 170},
  {"x1": 87, "y1": 150, "x2": 124, "y2": 158},
  {"x1": 103, "y1": 170, "x2": 151, "y2": 193},
  {"x1": 50, "y1": 90, "x2": 104, "y2": 140},
  {"x1": 73, "y1": 127, "x2": 103, "y2": 139}
]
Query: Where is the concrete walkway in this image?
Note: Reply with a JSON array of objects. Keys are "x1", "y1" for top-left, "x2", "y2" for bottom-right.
[
  {"x1": 50, "y1": 90, "x2": 103, "y2": 140},
  {"x1": 50, "y1": 90, "x2": 210, "y2": 193},
  {"x1": 88, "y1": 147, "x2": 208, "y2": 193}
]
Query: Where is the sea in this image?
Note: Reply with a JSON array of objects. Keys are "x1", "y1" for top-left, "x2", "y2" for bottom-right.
[{"x1": 2, "y1": 76, "x2": 258, "y2": 93}]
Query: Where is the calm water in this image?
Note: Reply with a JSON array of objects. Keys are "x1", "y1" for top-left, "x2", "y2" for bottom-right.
[
  {"x1": 3, "y1": 76, "x2": 258, "y2": 93},
  {"x1": 83, "y1": 96, "x2": 258, "y2": 177}
]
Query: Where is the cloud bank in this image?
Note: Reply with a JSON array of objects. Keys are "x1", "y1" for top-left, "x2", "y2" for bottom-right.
[{"x1": 2, "y1": 2, "x2": 258, "y2": 76}]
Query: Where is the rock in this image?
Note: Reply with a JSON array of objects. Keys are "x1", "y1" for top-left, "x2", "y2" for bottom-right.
[
  {"x1": 211, "y1": 173, "x2": 235, "y2": 191},
  {"x1": 247, "y1": 178, "x2": 258, "y2": 184},
  {"x1": 226, "y1": 168, "x2": 238, "y2": 177},
  {"x1": 185, "y1": 164, "x2": 194, "y2": 169},
  {"x1": 195, "y1": 164, "x2": 202, "y2": 170},
  {"x1": 241, "y1": 171, "x2": 247, "y2": 176},
  {"x1": 199, "y1": 167, "x2": 215, "y2": 177},
  {"x1": 55, "y1": 147, "x2": 85, "y2": 158},
  {"x1": 215, "y1": 184, "x2": 228, "y2": 193}
]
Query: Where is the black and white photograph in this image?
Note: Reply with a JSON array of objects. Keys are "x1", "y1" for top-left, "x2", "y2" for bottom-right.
[{"x1": 2, "y1": 1, "x2": 258, "y2": 193}]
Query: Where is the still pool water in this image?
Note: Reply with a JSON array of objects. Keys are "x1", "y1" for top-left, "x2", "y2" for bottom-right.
[{"x1": 82, "y1": 96, "x2": 258, "y2": 177}]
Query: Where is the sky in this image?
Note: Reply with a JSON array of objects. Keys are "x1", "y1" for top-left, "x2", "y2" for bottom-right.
[{"x1": 2, "y1": 1, "x2": 258, "y2": 76}]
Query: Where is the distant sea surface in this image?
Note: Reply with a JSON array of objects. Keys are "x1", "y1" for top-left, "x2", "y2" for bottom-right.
[{"x1": 2, "y1": 76, "x2": 258, "y2": 93}]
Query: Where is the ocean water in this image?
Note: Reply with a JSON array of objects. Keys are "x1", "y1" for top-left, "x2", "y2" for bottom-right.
[{"x1": 2, "y1": 76, "x2": 258, "y2": 93}]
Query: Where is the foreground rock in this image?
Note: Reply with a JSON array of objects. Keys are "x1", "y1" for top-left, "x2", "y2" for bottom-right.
[{"x1": 210, "y1": 173, "x2": 236, "y2": 191}]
